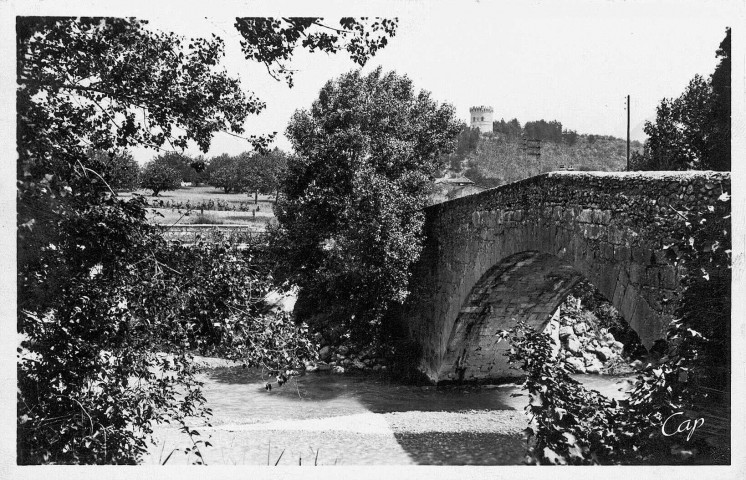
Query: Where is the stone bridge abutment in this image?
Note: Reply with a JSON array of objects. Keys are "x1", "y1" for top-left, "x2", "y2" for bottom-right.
[{"x1": 401, "y1": 171, "x2": 730, "y2": 383}]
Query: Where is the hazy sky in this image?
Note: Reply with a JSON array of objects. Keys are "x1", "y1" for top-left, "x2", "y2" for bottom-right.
[{"x1": 8, "y1": 0, "x2": 738, "y2": 163}]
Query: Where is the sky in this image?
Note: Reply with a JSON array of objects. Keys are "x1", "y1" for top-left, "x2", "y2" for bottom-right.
[
  {"x1": 114, "y1": 0, "x2": 735, "y2": 163},
  {"x1": 1, "y1": 0, "x2": 738, "y2": 165}
]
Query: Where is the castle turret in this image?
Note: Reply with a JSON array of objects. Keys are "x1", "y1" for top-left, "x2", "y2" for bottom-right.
[{"x1": 469, "y1": 106, "x2": 493, "y2": 134}]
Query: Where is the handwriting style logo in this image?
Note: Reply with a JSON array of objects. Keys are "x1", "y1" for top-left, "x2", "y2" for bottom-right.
[{"x1": 661, "y1": 412, "x2": 705, "y2": 441}]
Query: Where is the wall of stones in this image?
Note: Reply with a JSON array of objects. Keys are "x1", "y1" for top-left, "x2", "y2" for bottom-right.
[{"x1": 401, "y1": 171, "x2": 730, "y2": 383}]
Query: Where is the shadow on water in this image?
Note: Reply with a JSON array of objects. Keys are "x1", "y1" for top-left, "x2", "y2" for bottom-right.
[
  {"x1": 393, "y1": 432, "x2": 526, "y2": 465},
  {"x1": 205, "y1": 367, "x2": 521, "y2": 412},
  {"x1": 200, "y1": 366, "x2": 529, "y2": 464}
]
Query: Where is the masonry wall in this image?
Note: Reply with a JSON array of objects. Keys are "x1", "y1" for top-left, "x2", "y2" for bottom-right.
[{"x1": 402, "y1": 171, "x2": 730, "y2": 383}]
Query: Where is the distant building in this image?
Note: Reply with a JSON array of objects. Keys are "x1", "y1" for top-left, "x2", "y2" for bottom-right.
[{"x1": 469, "y1": 106, "x2": 494, "y2": 134}]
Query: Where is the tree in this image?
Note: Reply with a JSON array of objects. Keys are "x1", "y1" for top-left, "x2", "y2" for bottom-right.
[
  {"x1": 493, "y1": 117, "x2": 523, "y2": 139},
  {"x1": 524, "y1": 119, "x2": 563, "y2": 143},
  {"x1": 273, "y1": 67, "x2": 461, "y2": 342},
  {"x1": 87, "y1": 149, "x2": 140, "y2": 191},
  {"x1": 631, "y1": 28, "x2": 730, "y2": 171},
  {"x1": 17, "y1": 16, "x2": 396, "y2": 464},
  {"x1": 245, "y1": 148, "x2": 289, "y2": 202},
  {"x1": 139, "y1": 160, "x2": 181, "y2": 196}
]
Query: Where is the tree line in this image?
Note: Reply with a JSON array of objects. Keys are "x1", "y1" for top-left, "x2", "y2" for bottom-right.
[{"x1": 93, "y1": 148, "x2": 289, "y2": 198}]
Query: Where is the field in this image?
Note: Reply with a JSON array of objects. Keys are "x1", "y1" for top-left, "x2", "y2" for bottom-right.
[{"x1": 119, "y1": 186, "x2": 277, "y2": 227}]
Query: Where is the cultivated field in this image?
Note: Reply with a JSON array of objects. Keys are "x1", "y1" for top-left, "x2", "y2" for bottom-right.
[{"x1": 119, "y1": 186, "x2": 277, "y2": 227}]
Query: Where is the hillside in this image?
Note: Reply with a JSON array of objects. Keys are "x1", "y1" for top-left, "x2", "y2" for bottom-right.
[{"x1": 444, "y1": 127, "x2": 643, "y2": 188}]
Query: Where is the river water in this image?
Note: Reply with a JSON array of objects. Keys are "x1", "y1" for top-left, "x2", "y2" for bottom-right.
[{"x1": 143, "y1": 365, "x2": 633, "y2": 466}]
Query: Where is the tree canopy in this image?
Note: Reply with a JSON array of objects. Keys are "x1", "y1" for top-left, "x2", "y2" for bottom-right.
[
  {"x1": 207, "y1": 149, "x2": 287, "y2": 195},
  {"x1": 631, "y1": 28, "x2": 730, "y2": 171},
  {"x1": 272, "y1": 67, "x2": 461, "y2": 341},
  {"x1": 86, "y1": 149, "x2": 140, "y2": 191},
  {"x1": 139, "y1": 159, "x2": 182, "y2": 196},
  {"x1": 17, "y1": 16, "x2": 397, "y2": 464}
]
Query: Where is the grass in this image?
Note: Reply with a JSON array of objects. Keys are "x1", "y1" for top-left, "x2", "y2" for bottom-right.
[
  {"x1": 121, "y1": 185, "x2": 276, "y2": 207},
  {"x1": 119, "y1": 185, "x2": 277, "y2": 228}
]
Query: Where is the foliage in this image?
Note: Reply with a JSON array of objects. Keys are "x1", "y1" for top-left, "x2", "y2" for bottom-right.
[
  {"x1": 273, "y1": 67, "x2": 461, "y2": 341},
  {"x1": 499, "y1": 191, "x2": 731, "y2": 465},
  {"x1": 17, "y1": 15, "x2": 395, "y2": 464},
  {"x1": 458, "y1": 134, "x2": 640, "y2": 186},
  {"x1": 207, "y1": 153, "x2": 252, "y2": 193},
  {"x1": 492, "y1": 118, "x2": 522, "y2": 139},
  {"x1": 146, "y1": 152, "x2": 206, "y2": 185},
  {"x1": 87, "y1": 149, "x2": 139, "y2": 191},
  {"x1": 235, "y1": 17, "x2": 398, "y2": 87},
  {"x1": 523, "y1": 119, "x2": 564, "y2": 143},
  {"x1": 567, "y1": 280, "x2": 638, "y2": 347},
  {"x1": 139, "y1": 161, "x2": 181, "y2": 196},
  {"x1": 441, "y1": 124, "x2": 481, "y2": 171},
  {"x1": 208, "y1": 149, "x2": 288, "y2": 195},
  {"x1": 498, "y1": 322, "x2": 650, "y2": 465},
  {"x1": 631, "y1": 28, "x2": 730, "y2": 171},
  {"x1": 18, "y1": 222, "x2": 208, "y2": 464},
  {"x1": 132, "y1": 238, "x2": 316, "y2": 368},
  {"x1": 246, "y1": 148, "x2": 289, "y2": 197}
]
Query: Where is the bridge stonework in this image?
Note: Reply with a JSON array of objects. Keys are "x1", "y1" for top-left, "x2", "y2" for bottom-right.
[{"x1": 401, "y1": 171, "x2": 730, "y2": 383}]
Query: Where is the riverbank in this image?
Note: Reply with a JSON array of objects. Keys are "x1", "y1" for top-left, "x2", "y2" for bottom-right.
[{"x1": 144, "y1": 360, "x2": 634, "y2": 465}]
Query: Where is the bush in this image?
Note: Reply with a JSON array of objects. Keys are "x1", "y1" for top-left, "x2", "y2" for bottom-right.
[{"x1": 18, "y1": 225, "x2": 315, "y2": 464}]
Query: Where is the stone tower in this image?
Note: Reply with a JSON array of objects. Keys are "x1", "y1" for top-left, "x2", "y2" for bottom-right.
[{"x1": 469, "y1": 106, "x2": 493, "y2": 134}]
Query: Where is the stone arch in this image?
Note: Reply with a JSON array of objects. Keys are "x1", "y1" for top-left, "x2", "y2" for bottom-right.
[
  {"x1": 400, "y1": 173, "x2": 729, "y2": 384},
  {"x1": 438, "y1": 251, "x2": 585, "y2": 382}
]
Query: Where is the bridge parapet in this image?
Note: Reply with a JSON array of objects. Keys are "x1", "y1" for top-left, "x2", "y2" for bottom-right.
[{"x1": 403, "y1": 171, "x2": 730, "y2": 383}]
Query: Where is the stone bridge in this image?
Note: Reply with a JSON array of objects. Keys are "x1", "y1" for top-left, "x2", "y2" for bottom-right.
[{"x1": 401, "y1": 171, "x2": 730, "y2": 384}]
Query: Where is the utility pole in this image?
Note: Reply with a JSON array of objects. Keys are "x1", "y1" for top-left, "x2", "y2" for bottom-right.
[{"x1": 626, "y1": 94, "x2": 630, "y2": 171}]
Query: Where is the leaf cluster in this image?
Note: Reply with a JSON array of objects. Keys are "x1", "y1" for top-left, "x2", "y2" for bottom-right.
[{"x1": 235, "y1": 17, "x2": 398, "y2": 87}]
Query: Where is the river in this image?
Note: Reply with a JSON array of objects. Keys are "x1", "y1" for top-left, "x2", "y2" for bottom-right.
[{"x1": 143, "y1": 363, "x2": 634, "y2": 466}]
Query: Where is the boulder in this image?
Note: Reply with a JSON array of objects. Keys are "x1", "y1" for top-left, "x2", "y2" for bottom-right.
[
  {"x1": 611, "y1": 341, "x2": 625, "y2": 352},
  {"x1": 317, "y1": 362, "x2": 331, "y2": 371},
  {"x1": 338, "y1": 345, "x2": 350, "y2": 355},
  {"x1": 565, "y1": 335, "x2": 581, "y2": 354},
  {"x1": 630, "y1": 359, "x2": 644, "y2": 370},
  {"x1": 596, "y1": 346, "x2": 614, "y2": 361},
  {"x1": 586, "y1": 363, "x2": 602, "y2": 374},
  {"x1": 602, "y1": 332, "x2": 616, "y2": 345},
  {"x1": 352, "y1": 359, "x2": 366, "y2": 370},
  {"x1": 318, "y1": 346, "x2": 332, "y2": 362},
  {"x1": 305, "y1": 363, "x2": 319, "y2": 373},
  {"x1": 565, "y1": 357, "x2": 586, "y2": 373},
  {"x1": 559, "y1": 326, "x2": 574, "y2": 338},
  {"x1": 332, "y1": 366, "x2": 345, "y2": 374},
  {"x1": 573, "y1": 322, "x2": 588, "y2": 335}
]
